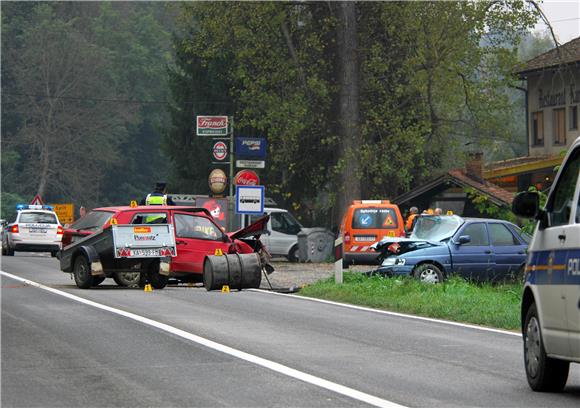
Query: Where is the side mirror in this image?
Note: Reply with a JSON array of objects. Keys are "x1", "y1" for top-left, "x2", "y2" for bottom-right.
[
  {"x1": 512, "y1": 192, "x2": 539, "y2": 219},
  {"x1": 222, "y1": 234, "x2": 230, "y2": 243},
  {"x1": 456, "y1": 235, "x2": 471, "y2": 245}
]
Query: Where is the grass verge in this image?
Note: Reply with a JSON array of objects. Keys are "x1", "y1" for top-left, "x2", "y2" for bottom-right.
[{"x1": 298, "y1": 272, "x2": 523, "y2": 331}]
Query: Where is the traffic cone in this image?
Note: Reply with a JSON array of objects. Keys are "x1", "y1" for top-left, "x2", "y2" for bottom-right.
[{"x1": 144, "y1": 284, "x2": 153, "y2": 292}]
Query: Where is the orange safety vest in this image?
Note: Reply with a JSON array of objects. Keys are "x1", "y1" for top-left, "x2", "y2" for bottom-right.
[{"x1": 406, "y1": 214, "x2": 417, "y2": 231}]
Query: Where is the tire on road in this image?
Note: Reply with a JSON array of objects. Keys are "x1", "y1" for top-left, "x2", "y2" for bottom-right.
[
  {"x1": 523, "y1": 303, "x2": 569, "y2": 392},
  {"x1": 287, "y1": 246, "x2": 299, "y2": 263},
  {"x1": 73, "y1": 255, "x2": 93, "y2": 289},
  {"x1": 148, "y1": 261, "x2": 168, "y2": 290},
  {"x1": 113, "y1": 272, "x2": 140, "y2": 287},
  {"x1": 92, "y1": 276, "x2": 106, "y2": 286},
  {"x1": 413, "y1": 263, "x2": 444, "y2": 284}
]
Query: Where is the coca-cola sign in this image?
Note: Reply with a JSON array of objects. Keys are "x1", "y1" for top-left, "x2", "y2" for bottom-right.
[
  {"x1": 234, "y1": 170, "x2": 260, "y2": 186},
  {"x1": 196, "y1": 115, "x2": 229, "y2": 136}
]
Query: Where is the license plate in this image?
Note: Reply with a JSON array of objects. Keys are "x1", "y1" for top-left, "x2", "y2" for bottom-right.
[
  {"x1": 131, "y1": 248, "x2": 161, "y2": 257},
  {"x1": 354, "y1": 235, "x2": 376, "y2": 242},
  {"x1": 29, "y1": 228, "x2": 47, "y2": 234}
]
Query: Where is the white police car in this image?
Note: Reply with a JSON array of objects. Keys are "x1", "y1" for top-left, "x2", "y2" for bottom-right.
[
  {"x1": 512, "y1": 136, "x2": 580, "y2": 392},
  {"x1": 1, "y1": 204, "x2": 63, "y2": 257}
]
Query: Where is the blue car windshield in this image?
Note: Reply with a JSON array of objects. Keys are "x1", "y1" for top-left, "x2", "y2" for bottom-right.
[{"x1": 411, "y1": 215, "x2": 462, "y2": 242}]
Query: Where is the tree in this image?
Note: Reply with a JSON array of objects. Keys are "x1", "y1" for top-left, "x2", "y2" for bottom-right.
[
  {"x1": 166, "y1": 1, "x2": 539, "y2": 227},
  {"x1": 1, "y1": 2, "x2": 175, "y2": 207}
]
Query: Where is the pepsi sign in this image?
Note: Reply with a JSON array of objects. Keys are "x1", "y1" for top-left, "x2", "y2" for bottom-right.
[{"x1": 235, "y1": 137, "x2": 267, "y2": 158}]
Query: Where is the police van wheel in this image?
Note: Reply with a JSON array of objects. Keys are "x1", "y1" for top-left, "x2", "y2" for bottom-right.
[
  {"x1": 73, "y1": 256, "x2": 93, "y2": 289},
  {"x1": 523, "y1": 303, "x2": 569, "y2": 392}
]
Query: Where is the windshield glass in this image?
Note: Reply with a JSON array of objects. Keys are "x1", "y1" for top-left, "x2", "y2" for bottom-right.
[
  {"x1": 411, "y1": 215, "x2": 463, "y2": 241},
  {"x1": 70, "y1": 210, "x2": 114, "y2": 231},
  {"x1": 19, "y1": 212, "x2": 58, "y2": 224},
  {"x1": 352, "y1": 207, "x2": 398, "y2": 229}
]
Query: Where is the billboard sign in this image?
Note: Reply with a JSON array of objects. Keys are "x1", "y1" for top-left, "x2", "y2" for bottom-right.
[
  {"x1": 196, "y1": 197, "x2": 228, "y2": 229},
  {"x1": 197, "y1": 115, "x2": 228, "y2": 136},
  {"x1": 236, "y1": 186, "x2": 264, "y2": 215},
  {"x1": 212, "y1": 141, "x2": 228, "y2": 161},
  {"x1": 234, "y1": 169, "x2": 260, "y2": 186},
  {"x1": 208, "y1": 169, "x2": 227, "y2": 195},
  {"x1": 49, "y1": 203, "x2": 74, "y2": 224},
  {"x1": 235, "y1": 137, "x2": 267, "y2": 158},
  {"x1": 236, "y1": 160, "x2": 265, "y2": 169}
]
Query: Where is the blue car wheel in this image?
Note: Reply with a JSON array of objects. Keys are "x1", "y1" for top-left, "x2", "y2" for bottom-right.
[{"x1": 413, "y1": 263, "x2": 443, "y2": 284}]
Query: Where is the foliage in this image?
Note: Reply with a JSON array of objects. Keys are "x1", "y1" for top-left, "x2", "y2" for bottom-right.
[
  {"x1": 1, "y1": 192, "x2": 26, "y2": 221},
  {"x1": 167, "y1": 1, "x2": 539, "y2": 227},
  {"x1": 1, "y1": 2, "x2": 174, "y2": 208},
  {"x1": 465, "y1": 187, "x2": 517, "y2": 222},
  {"x1": 299, "y1": 273, "x2": 522, "y2": 330}
]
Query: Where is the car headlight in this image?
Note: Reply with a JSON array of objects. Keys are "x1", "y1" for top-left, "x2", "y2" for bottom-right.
[{"x1": 382, "y1": 257, "x2": 406, "y2": 266}]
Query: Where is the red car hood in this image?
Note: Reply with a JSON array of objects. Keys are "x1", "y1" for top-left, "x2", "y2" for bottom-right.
[{"x1": 228, "y1": 215, "x2": 270, "y2": 240}]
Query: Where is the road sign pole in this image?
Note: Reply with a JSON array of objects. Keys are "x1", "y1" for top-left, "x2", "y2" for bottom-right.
[{"x1": 229, "y1": 116, "x2": 234, "y2": 232}]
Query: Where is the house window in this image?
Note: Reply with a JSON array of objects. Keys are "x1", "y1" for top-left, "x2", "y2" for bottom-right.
[
  {"x1": 553, "y1": 108, "x2": 566, "y2": 145},
  {"x1": 570, "y1": 105, "x2": 578, "y2": 130},
  {"x1": 532, "y1": 111, "x2": 544, "y2": 146}
]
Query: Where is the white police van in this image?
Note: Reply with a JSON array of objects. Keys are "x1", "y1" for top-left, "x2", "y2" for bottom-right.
[{"x1": 512, "y1": 136, "x2": 580, "y2": 392}]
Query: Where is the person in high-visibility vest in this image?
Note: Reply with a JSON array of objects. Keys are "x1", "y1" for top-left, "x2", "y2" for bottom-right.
[
  {"x1": 139, "y1": 182, "x2": 176, "y2": 206},
  {"x1": 405, "y1": 206, "x2": 419, "y2": 232}
]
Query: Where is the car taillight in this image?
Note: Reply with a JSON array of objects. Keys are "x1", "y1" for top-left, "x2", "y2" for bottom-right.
[
  {"x1": 344, "y1": 232, "x2": 351, "y2": 243},
  {"x1": 57, "y1": 226, "x2": 64, "y2": 235},
  {"x1": 11, "y1": 225, "x2": 18, "y2": 233}
]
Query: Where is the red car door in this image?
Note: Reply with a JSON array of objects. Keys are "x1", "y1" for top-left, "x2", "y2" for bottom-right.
[{"x1": 170, "y1": 211, "x2": 230, "y2": 274}]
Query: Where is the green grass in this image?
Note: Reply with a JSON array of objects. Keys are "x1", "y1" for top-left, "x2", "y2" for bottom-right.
[{"x1": 298, "y1": 273, "x2": 523, "y2": 331}]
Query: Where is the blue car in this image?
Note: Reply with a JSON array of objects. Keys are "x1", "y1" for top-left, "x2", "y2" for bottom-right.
[{"x1": 371, "y1": 215, "x2": 530, "y2": 283}]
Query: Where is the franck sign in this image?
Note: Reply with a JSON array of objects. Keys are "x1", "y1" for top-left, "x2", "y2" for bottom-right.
[{"x1": 197, "y1": 115, "x2": 228, "y2": 136}]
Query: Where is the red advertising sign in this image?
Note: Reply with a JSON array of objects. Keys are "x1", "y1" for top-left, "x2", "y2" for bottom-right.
[
  {"x1": 212, "y1": 141, "x2": 228, "y2": 161},
  {"x1": 196, "y1": 197, "x2": 228, "y2": 230},
  {"x1": 234, "y1": 170, "x2": 260, "y2": 186},
  {"x1": 196, "y1": 115, "x2": 228, "y2": 136}
]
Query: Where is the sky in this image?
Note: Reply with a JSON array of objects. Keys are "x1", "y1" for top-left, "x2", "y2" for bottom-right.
[{"x1": 534, "y1": 0, "x2": 580, "y2": 44}]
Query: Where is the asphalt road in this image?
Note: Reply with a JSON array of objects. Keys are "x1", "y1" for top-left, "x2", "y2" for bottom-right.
[{"x1": 2, "y1": 253, "x2": 579, "y2": 407}]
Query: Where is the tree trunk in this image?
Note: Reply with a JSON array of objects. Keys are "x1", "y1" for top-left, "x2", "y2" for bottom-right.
[{"x1": 335, "y1": 2, "x2": 361, "y2": 225}]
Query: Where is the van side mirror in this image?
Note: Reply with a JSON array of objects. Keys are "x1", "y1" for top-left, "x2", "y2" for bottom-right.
[{"x1": 512, "y1": 192, "x2": 539, "y2": 219}]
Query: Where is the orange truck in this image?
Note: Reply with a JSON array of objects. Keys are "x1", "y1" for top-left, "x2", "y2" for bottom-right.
[{"x1": 340, "y1": 200, "x2": 405, "y2": 268}]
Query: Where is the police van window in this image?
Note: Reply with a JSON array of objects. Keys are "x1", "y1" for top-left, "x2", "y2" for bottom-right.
[
  {"x1": 460, "y1": 223, "x2": 489, "y2": 246},
  {"x1": 131, "y1": 213, "x2": 167, "y2": 225},
  {"x1": 488, "y1": 223, "x2": 517, "y2": 246},
  {"x1": 576, "y1": 187, "x2": 580, "y2": 223},
  {"x1": 546, "y1": 148, "x2": 580, "y2": 227},
  {"x1": 19, "y1": 212, "x2": 57, "y2": 224},
  {"x1": 174, "y1": 213, "x2": 221, "y2": 241}
]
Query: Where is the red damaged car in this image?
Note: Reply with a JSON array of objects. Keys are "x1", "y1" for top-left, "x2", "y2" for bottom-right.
[{"x1": 62, "y1": 205, "x2": 271, "y2": 286}]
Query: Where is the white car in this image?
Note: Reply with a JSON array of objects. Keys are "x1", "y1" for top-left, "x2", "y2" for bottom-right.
[
  {"x1": 2, "y1": 204, "x2": 63, "y2": 257},
  {"x1": 513, "y1": 136, "x2": 580, "y2": 392},
  {"x1": 247, "y1": 208, "x2": 302, "y2": 262}
]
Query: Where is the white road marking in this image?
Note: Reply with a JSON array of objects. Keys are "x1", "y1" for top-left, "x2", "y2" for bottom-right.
[
  {"x1": 251, "y1": 289, "x2": 521, "y2": 337},
  {"x1": 0, "y1": 271, "x2": 406, "y2": 408}
]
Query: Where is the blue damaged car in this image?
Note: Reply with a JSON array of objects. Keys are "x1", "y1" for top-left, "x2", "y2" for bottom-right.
[{"x1": 371, "y1": 215, "x2": 530, "y2": 283}]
